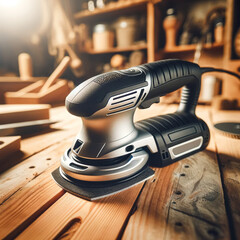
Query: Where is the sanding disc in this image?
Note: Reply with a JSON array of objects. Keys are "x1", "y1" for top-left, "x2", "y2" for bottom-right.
[{"x1": 214, "y1": 122, "x2": 240, "y2": 139}]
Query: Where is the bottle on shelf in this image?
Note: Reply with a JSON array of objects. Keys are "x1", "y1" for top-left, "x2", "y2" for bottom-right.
[
  {"x1": 92, "y1": 23, "x2": 114, "y2": 51},
  {"x1": 163, "y1": 8, "x2": 180, "y2": 50},
  {"x1": 115, "y1": 17, "x2": 138, "y2": 48},
  {"x1": 214, "y1": 17, "x2": 225, "y2": 44}
]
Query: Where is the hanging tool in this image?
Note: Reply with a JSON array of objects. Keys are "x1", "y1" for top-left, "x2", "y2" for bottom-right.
[{"x1": 52, "y1": 59, "x2": 240, "y2": 200}]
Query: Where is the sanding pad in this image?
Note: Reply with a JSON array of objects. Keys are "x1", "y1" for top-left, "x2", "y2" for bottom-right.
[
  {"x1": 214, "y1": 122, "x2": 240, "y2": 139},
  {"x1": 52, "y1": 166, "x2": 154, "y2": 201}
]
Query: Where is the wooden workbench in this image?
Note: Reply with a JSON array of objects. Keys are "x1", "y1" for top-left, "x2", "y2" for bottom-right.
[{"x1": 0, "y1": 103, "x2": 239, "y2": 240}]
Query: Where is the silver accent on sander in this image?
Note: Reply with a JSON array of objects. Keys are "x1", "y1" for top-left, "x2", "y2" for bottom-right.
[
  {"x1": 61, "y1": 149, "x2": 150, "y2": 181},
  {"x1": 72, "y1": 126, "x2": 158, "y2": 160},
  {"x1": 168, "y1": 136, "x2": 203, "y2": 159},
  {"x1": 71, "y1": 67, "x2": 152, "y2": 160},
  {"x1": 52, "y1": 66, "x2": 156, "y2": 200}
]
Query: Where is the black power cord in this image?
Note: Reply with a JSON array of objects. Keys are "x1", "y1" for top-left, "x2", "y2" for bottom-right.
[{"x1": 201, "y1": 67, "x2": 240, "y2": 80}]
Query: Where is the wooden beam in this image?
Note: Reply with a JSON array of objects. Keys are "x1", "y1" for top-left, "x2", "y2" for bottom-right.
[
  {"x1": 0, "y1": 104, "x2": 50, "y2": 124},
  {"x1": 147, "y1": 2, "x2": 155, "y2": 62},
  {"x1": 0, "y1": 136, "x2": 21, "y2": 162}
]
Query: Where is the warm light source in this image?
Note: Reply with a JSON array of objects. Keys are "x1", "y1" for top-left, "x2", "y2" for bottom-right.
[
  {"x1": 0, "y1": 0, "x2": 22, "y2": 8},
  {"x1": 0, "y1": 0, "x2": 46, "y2": 38}
]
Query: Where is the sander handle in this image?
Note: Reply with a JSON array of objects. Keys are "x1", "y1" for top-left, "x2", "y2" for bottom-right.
[
  {"x1": 140, "y1": 59, "x2": 202, "y2": 114},
  {"x1": 66, "y1": 59, "x2": 202, "y2": 117}
]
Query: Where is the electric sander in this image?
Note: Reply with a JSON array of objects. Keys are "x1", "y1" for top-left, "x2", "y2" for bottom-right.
[{"x1": 52, "y1": 59, "x2": 238, "y2": 200}]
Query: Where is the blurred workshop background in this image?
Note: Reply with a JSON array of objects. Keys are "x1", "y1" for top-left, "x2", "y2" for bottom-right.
[{"x1": 0, "y1": 0, "x2": 239, "y2": 105}]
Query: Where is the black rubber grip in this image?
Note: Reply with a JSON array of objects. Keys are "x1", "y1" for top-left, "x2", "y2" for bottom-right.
[
  {"x1": 66, "y1": 71, "x2": 147, "y2": 117},
  {"x1": 140, "y1": 59, "x2": 202, "y2": 114}
]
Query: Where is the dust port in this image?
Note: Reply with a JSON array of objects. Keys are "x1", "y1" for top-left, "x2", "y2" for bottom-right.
[
  {"x1": 73, "y1": 139, "x2": 83, "y2": 154},
  {"x1": 125, "y1": 145, "x2": 134, "y2": 152}
]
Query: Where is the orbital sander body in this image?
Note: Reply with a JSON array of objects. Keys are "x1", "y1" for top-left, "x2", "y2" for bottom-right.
[{"x1": 52, "y1": 59, "x2": 210, "y2": 200}]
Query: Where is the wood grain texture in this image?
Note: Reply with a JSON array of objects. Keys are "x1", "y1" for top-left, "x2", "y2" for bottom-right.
[
  {"x1": 165, "y1": 209, "x2": 226, "y2": 240},
  {"x1": 0, "y1": 104, "x2": 50, "y2": 124},
  {"x1": 122, "y1": 164, "x2": 179, "y2": 240},
  {"x1": 74, "y1": 0, "x2": 148, "y2": 20},
  {"x1": 0, "y1": 136, "x2": 21, "y2": 162},
  {"x1": 16, "y1": 185, "x2": 145, "y2": 240},
  {"x1": 0, "y1": 166, "x2": 64, "y2": 240},
  {"x1": 210, "y1": 109, "x2": 240, "y2": 239},
  {"x1": 0, "y1": 78, "x2": 36, "y2": 103},
  {"x1": 40, "y1": 56, "x2": 70, "y2": 93},
  {"x1": 5, "y1": 80, "x2": 70, "y2": 105},
  {"x1": 168, "y1": 151, "x2": 230, "y2": 239},
  {"x1": 0, "y1": 106, "x2": 80, "y2": 201},
  {"x1": 0, "y1": 137, "x2": 71, "y2": 204}
]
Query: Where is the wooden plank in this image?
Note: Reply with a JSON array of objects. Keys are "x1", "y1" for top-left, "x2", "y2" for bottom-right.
[
  {"x1": 0, "y1": 136, "x2": 21, "y2": 161},
  {"x1": 16, "y1": 185, "x2": 144, "y2": 240},
  {"x1": 121, "y1": 164, "x2": 179, "y2": 240},
  {"x1": 0, "y1": 137, "x2": 73, "y2": 204},
  {"x1": 0, "y1": 164, "x2": 64, "y2": 240},
  {"x1": 0, "y1": 105, "x2": 79, "y2": 173},
  {"x1": 163, "y1": 43, "x2": 223, "y2": 53},
  {"x1": 167, "y1": 151, "x2": 229, "y2": 239},
  {"x1": 165, "y1": 209, "x2": 226, "y2": 240},
  {"x1": 0, "y1": 78, "x2": 37, "y2": 104},
  {"x1": 222, "y1": 0, "x2": 240, "y2": 98},
  {"x1": 0, "y1": 104, "x2": 50, "y2": 124},
  {"x1": 80, "y1": 44, "x2": 147, "y2": 55},
  {"x1": 0, "y1": 106, "x2": 81, "y2": 200},
  {"x1": 210, "y1": 109, "x2": 240, "y2": 239},
  {"x1": 74, "y1": 0, "x2": 148, "y2": 20},
  {"x1": 122, "y1": 106, "x2": 230, "y2": 239},
  {"x1": 5, "y1": 80, "x2": 70, "y2": 105},
  {"x1": 40, "y1": 56, "x2": 70, "y2": 93}
]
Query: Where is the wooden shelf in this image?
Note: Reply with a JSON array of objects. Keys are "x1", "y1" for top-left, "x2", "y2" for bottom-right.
[
  {"x1": 74, "y1": 0, "x2": 150, "y2": 20},
  {"x1": 80, "y1": 43, "x2": 147, "y2": 54},
  {"x1": 152, "y1": 0, "x2": 163, "y2": 4},
  {"x1": 163, "y1": 42, "x2": 224, "y2": 53}
]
